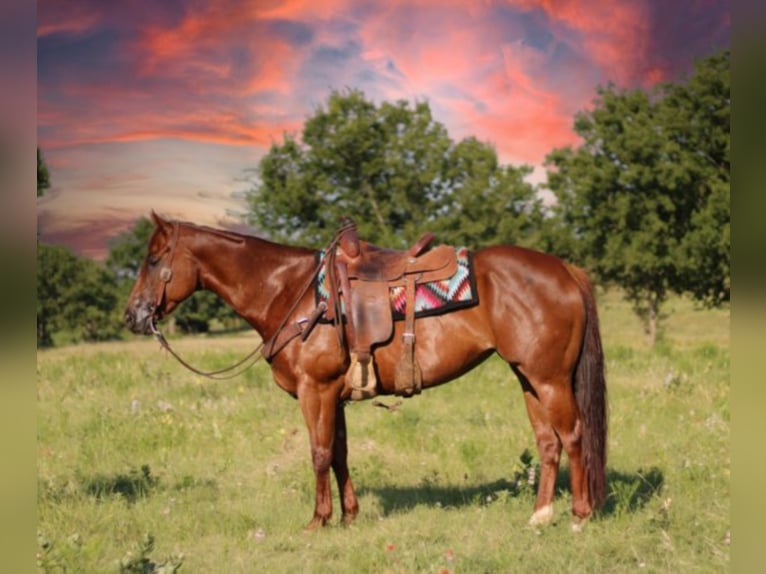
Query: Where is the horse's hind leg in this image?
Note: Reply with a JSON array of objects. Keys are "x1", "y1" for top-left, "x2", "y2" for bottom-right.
[
  {"x1": 331, "y1": 402, "x2": 359, "y2": 525},
  {"x1": 531, "y1": 374, "x2": 592, "y2": 529},
  {"x1": 517, "y1": 375, "x2": 562, "y2": 527}
]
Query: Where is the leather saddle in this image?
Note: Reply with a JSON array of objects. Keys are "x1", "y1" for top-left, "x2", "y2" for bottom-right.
[{"x1": 327, "y1": 219, "x2": 458, "y2": 400}]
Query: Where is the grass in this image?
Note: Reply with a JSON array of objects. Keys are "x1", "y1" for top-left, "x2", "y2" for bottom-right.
[{"x1": 37, "y1": 290, "x2": 729, "y2": 572}]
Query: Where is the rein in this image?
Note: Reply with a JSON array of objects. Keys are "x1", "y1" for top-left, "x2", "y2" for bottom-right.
[
  {"x1": 149, "y1": 223, "x2": 348, "y2": 380},
  {"x1": 151, "y1": 320, "x2": 265, "y2": 380}
]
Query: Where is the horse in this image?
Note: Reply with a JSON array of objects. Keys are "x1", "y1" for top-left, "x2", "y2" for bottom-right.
[{"x1": 124, "y1": 211, "x2": 607, "y2": 531}]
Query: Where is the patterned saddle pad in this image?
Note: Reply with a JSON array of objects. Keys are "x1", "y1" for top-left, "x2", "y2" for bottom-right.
[{"x1": 316, "y1": 247, "x2": 479, "y2": 320}]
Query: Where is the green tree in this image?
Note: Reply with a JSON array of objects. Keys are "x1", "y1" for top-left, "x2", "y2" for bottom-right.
[
  {"x1": 544, "y1": 51, "x2": 730, "y2": 345},
  {"x1": 37, "y1": 244, "x2": 122, "y2": 346},
  {"x1": 660, "y1": 50, "x2": 730, "y2": 306},
  {"x1": 245, "y1": 88, "x2": 540, "y2": 249},
  {"x1": 37, "y1": 148, "x2": 122, "y2": 345},
  {"x1": 38, "y1": 147, "x2": 50, "y2": 197},
  {"x1": 430, "y1": 137, "x2": 541, "y2": 248}
]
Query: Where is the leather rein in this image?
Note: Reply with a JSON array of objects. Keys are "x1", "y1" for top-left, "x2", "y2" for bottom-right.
[{"x1": 148, "y1": 222, "x2": 343, "y2": 380}]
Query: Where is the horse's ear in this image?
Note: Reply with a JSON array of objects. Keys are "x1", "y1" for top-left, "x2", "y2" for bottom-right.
[{"x1": 150, "y1": 210, "x2": 170, "y2": 232}]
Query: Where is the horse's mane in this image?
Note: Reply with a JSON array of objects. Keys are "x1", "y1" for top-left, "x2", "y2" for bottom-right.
[
  {"x1": 175, "y1": 219, "x2": 250, "y2": 244},
  {"x1": 164, "y1": 216, "x2": 316, "y2": 253}
]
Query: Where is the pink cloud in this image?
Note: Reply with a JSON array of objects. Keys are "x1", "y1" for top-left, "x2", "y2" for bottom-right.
[
  {"x1": 353, "y1": 2, "x2": 581, "y2": 164},
  {"x1": 454, "y1": 65, "x2": 578, "y2": 164},
  {"x1": 356, "y1": 4, "x2": 488, "y2": 94},
  {"x1": 527, "y1": 0, "x2": 667, "y2": 87}
]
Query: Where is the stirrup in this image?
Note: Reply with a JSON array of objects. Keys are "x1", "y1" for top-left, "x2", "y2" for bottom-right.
[{"x1": 346, "y1": 353, "x2": 378, "y2": 400}]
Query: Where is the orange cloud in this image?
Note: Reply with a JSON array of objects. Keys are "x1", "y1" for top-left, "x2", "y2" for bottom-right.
[
  {"x1": 134, "y1": 3, "x2": 306, "y2": 95},
  {"x1": 253, "y1": 0, "x2": 349, "y2": 19}
]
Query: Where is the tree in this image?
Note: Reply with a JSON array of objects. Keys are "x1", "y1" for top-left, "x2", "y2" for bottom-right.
[
  {"x1": 544, "y1": 51, "x2": 730, "y2": 345},
  {"x1": 37, "y1": 243, "x2": 122, "y2": 346},
  {"x1": 37, "y1": 244, "x2": 71, "y2": 346},
  {"x1": 36, "y1": 149, "x2": 124, "y2": 346},
  {"x1": 429, "y1": 136, "x2": 542, "y2": 248},
  {"x1": 38, "y1": 147, "x2": 50, "y2": 197},
  {"x1": 245, "y1": 89, "x2": 540, "y2": 249},
  {"x1": 660, "y1": 51, "x2": 730, "y2": 306}
]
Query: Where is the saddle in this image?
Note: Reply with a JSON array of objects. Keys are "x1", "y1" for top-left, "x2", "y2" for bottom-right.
[{"x1": 327, "y1": 219, "x2": 458, "y2": 400}]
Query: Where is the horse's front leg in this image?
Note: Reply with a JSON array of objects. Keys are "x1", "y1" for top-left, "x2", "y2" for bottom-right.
[
  {"x1": 332, "y1": 402, "x2": 359, "y2": 525},
  {"x1": 298, "y1": 383, "x2": 340, "y2": 530}
]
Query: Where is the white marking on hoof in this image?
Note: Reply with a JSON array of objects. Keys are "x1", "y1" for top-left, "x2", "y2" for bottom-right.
[
  {"x1": 571, "y1": 516, "x2": 588, "y2": 532},
  {"x1": 528, "y1": 504, "x2": 554, "y2": 527}
]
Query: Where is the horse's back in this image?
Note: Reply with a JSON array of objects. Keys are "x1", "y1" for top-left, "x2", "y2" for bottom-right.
[{"x1": 473, "y1": 244, "x2": 583, "y2": 300}]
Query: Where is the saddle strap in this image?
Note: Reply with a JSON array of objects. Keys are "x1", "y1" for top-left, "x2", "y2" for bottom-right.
[
  {"x1": 394, "y1": 273, "x2": 422, "y2": 396},
  {"x1": 335, "y1": 260, "x2": 354, "y2": 347},
  {"x1": 404, "y1": 274, "x2": 418, "y2": 346},
  {"x1": 261, "y1": 302, "x2": 328, "y2": 360}
]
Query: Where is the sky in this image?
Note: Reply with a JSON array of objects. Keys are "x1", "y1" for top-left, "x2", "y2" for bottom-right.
[{"x1": 37, "y1": 0, "x2": 730, "y2": 260}]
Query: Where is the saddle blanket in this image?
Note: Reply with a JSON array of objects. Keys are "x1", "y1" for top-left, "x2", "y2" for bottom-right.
[{"x1": 316, "y1": 247, "x2": 479, "y2": 320}]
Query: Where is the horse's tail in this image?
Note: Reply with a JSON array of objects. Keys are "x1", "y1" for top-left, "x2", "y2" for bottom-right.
[{"x1": 566, "y1": 263, "x2": 608, "y2": 510}]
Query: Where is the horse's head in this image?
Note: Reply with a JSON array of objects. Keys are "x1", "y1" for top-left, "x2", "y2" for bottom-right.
[{"x1": 124, "y1": 211, "x2": 199, "y2": 335}]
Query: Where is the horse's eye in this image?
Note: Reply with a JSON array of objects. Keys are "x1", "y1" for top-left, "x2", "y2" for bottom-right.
[{"x1": 147, "y1": 254, "x2": 160, "y2": 266}]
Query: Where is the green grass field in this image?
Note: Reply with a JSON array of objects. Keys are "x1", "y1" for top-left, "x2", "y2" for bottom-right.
[{"x1": 37, "y1": 290, "x2": 729, "y2": 573}]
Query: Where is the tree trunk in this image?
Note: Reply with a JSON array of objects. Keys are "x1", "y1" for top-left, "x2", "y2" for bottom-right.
[
  {"x1": 37, "y1": 318, "x2": 51, "y2": 347},
  {"x1": 362, "y1": 181, "x2": 392, "y2": 245},
  {"x1": 646, "y1": 292, "x2": 658, "y2": 347}
]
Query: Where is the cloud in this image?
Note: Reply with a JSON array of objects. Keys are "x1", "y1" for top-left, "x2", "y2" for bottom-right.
[
  {"x1": 37, "y1": 0, "x2": 109, "y2": 38},
  {"x1": 37, "y1": 0, "x2": 729, "y2": 259},
  {"x1": 36, "y1": 138, "x2": 255, "y2": 259},
  {"x1": 348, "y1": 2, "x2": 585, "y2": 163},
  {"x1": 38, "y1": 206, "x2": 139, "y2": 260},
  {"x1": 39, "y1": 1, "x2": 316, "y2": 151}
]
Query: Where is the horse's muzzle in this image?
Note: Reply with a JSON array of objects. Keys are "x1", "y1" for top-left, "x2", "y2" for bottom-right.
[{"x1": 124, "y1": 299, "x2": 157, "y2": 335}]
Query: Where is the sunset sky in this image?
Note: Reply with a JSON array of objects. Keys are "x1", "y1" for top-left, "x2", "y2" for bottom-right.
[{"x1": 37, "y1": 0, "x2": 730, "y2": 260}]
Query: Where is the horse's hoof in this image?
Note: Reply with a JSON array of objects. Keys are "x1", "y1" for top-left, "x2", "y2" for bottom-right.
[
  {"x1": 571, "y1": 516, "x2": 589, "y2": 532},
  {"x1": 304, "y1": 517, "x2": 327, "y2": 531},
  {"x1": 528, "y1": 504, "x2": 554, "y2": 527}
]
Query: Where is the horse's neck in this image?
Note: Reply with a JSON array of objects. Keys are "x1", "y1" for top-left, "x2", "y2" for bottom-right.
[{"x1": 192, "y1": 233, "x2": 316, "y2": 335}]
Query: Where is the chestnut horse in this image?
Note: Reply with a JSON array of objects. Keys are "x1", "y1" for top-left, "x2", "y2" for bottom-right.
[{"x1": 124, "y1": 212, "x2": 607, "y2": 530}]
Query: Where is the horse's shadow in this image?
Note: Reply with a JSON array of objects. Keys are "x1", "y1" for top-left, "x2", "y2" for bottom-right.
[
  {"x1": 357, "y1": 466, "x2": 664, "y2": 519},
  {"x1": 358, "y1": 477, "x2": 518, "y2": 513},
  {"x1": 599, "y1": 466, "x2": 665, "y2": 517}
]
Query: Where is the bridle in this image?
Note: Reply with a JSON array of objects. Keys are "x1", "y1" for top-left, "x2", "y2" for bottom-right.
[
  {"x1": 147, "y1": 221, "x2": 345, "y2": 380},
  {"x1": 152, "y1": 221, "x2": 180, "y2": 315}
]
